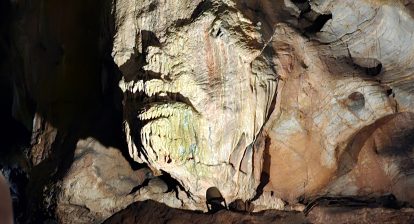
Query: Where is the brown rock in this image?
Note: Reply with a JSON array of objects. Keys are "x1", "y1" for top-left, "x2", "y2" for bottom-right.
[
  {"x1": 103, "y1": 200, "x2": 414, "y2": 224},
  {"x1": 103, "y1": 200, "x2": 306, "y2": 224},
  {"x1": 307, "y1": 206, "x2": 414, "y2": 224}
]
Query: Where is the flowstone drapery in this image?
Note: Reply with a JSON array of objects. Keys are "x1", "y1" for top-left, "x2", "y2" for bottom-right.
[{"x1": 113, "y1": 0, "x2": 414, "y2": 210}]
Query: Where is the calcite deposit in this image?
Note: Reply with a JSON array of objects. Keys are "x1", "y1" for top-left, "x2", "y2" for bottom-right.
[
  {"x1": 115, "y1": 0, "x2": 278, "y2": 205},
  {"x1": 1, "y1": 0, "x2": 414, "y2": 222},
  {"x1": 113, "y1": 0, "x2": 414, "y2": 210}
]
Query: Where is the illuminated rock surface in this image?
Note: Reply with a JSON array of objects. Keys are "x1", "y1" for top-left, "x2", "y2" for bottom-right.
[
  {"x1": 113, "y1": 0, "x2": 414, "y2": 210},
  {"x1": 1, "y1": 0, "x2": 414, "y2": 223}
]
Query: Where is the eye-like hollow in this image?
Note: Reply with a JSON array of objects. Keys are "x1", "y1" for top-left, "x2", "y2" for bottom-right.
[{"x1": 346, "y1": 92, "x2": 365, "y2": 111}]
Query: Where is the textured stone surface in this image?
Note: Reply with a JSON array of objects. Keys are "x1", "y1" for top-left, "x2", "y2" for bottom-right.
[
  {"x1": 56, "y1": 138, "x2": 197, "y2": 223},
  {"x1": 115, "y1": 0, "x2": 278, "y2": 206},
  {"x1": 259, "y1": 24, "x2": 401, "y2": 203},
  {"x1": 56, "y1": 138, "x2": 150, "y2": 223},
  {"x1": 312, "y1": 0, "x2": 414, "y2": 111},
  {"x1": 322, "y1": 113, "x2": 414, "y2": 202},
  {"x1": 113, "y1": 0, "x2": 414, "y2": 211},
  {"x1": 260, "y1": 0, "x2": 414, "y2": 205},
  {"x1": 30, "y1": 113, "x2": 57, "y2": 166},
  {"x1": 2, "y1": 0, "x2": 414, "y2": 222}
]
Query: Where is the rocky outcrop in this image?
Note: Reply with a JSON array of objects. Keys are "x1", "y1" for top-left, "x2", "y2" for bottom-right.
[
  {"x1": 261, "y1": 0, "x2": 414, "y2": 205},
  {"x1": 113, "y1": 0, "x2": 414, "y2": 211},
  {"x1": 115, "y1": 0, "x2": 278, "y2": 207},
  {"x1": 56, "y1": 138, "x2": 194, "y2": 223},
  {"x1": 260, "y1": 23, "x2": 400, "y2": 202},
  {"x1": 56, "y1": 138, "x2": 149, "y2": 223},
  {"x1": 1, "y1": 0, "x2": 414, "y2": 222}
]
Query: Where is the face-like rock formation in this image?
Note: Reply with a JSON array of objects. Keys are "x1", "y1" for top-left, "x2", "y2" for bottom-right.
[
  {"x1": 113, "y1": 0, "x2": 414, "y2": 209},
  {"x1": 115, "y1": 0, "x2": 278, "y2": 204}
]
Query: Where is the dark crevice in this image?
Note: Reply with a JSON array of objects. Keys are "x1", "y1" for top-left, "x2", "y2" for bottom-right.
[
  {"x1": 251, "y1": 172, "x2": 269, "y2": 202},
  {"x1": 159, "y1": 170, "x2": 192, "y2": 199},
  {"x1": 353, "y1": 61, "x2": 382, "y2": 77},
  {"x1": 292, "y1": 0, "x2": 311, "y2": 16},
  {"x1": 206, "y1": 187, "x2": 227, "y2": 213},
  {"x1": 304, "y1": 14, "x2": 332, "y2": 33},
  {"x1": 292, "y1": 0, "x2": 308, "y2": 3},
  {"x1": 190, "y1": 0, "x2": 213, "y2": 21},
  {"x1": 138, "y1": 90, "x2": 199, "y2": 114},
  {"x1": 303, "y1": 194, "x2": 408, "y2": 216},
  {"x1": 141, "y1": 30, "x2": 161, "y2": 49},
  {"x1": 120, "y1": 49, "x2": 146, "y2": 82},
  {"x1": 174, "y1": 0, "x2": 213, "y2": 28},
  {"x1": 128, "y1": 178, "x2": 150, "y2": 195},
  {"x1": 251, "y1": 136, "x2": 271, "y2": 201},
  {"x1": 365, "y1": 63, "x2": 383, "y2": 76},
  {"x1": 344, "y1": 57, "x2": 383, "y2": 77},
  {"x1": 290, "y1": 0, "x2": 332, "y2": 34},
  {"x1": 121, "y1": 30, "x2": 159, "y2": 82},
  {"x1": 214, "y1": 27, "x2": 223, "y2": 37}
]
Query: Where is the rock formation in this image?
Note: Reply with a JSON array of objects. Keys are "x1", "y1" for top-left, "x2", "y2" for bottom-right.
[
  {"x1": 113, "y1": 0, "x2": 414, "y2": 210},
  {"x1": 0, "y1": 0, "x2": 414, "y2": 223},
  {"x1": 56, "y1": 138, "x2": 150, "y2": 223},
  {"x1": 115, "y1": 0, "x2": 278, "y2": 206}
]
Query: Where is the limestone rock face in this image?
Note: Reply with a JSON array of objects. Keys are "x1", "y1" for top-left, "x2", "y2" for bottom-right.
[
  {"x1": 56, "y1": 138, "x2": 150, "y2": 223},
  {"x1": 261, "y1": 0, "x2": 414, "y2": 204},
  {"x1": 2, "y1": 0, "x2": 414, "y2": 221},
  {"x1": 113, "y1": 0, "x2": 414, "y2": 210},
  {"x1": 312, "y1": 0, "x2": 414, "y2": 110},
  {"x1": 261, "y1": 24, "x2": 397, "y2": 201},
  {"x1": 114, "y1": 0, "x2": 278, "y2": 206}
]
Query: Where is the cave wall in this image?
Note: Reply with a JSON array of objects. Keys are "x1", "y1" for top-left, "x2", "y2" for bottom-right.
[
  {"x1": 113, "y1": 0, "x2": 414, "y2": 210},
  {"x1": 1, "y1": 0, "x2": 414, "y2": 223}
]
